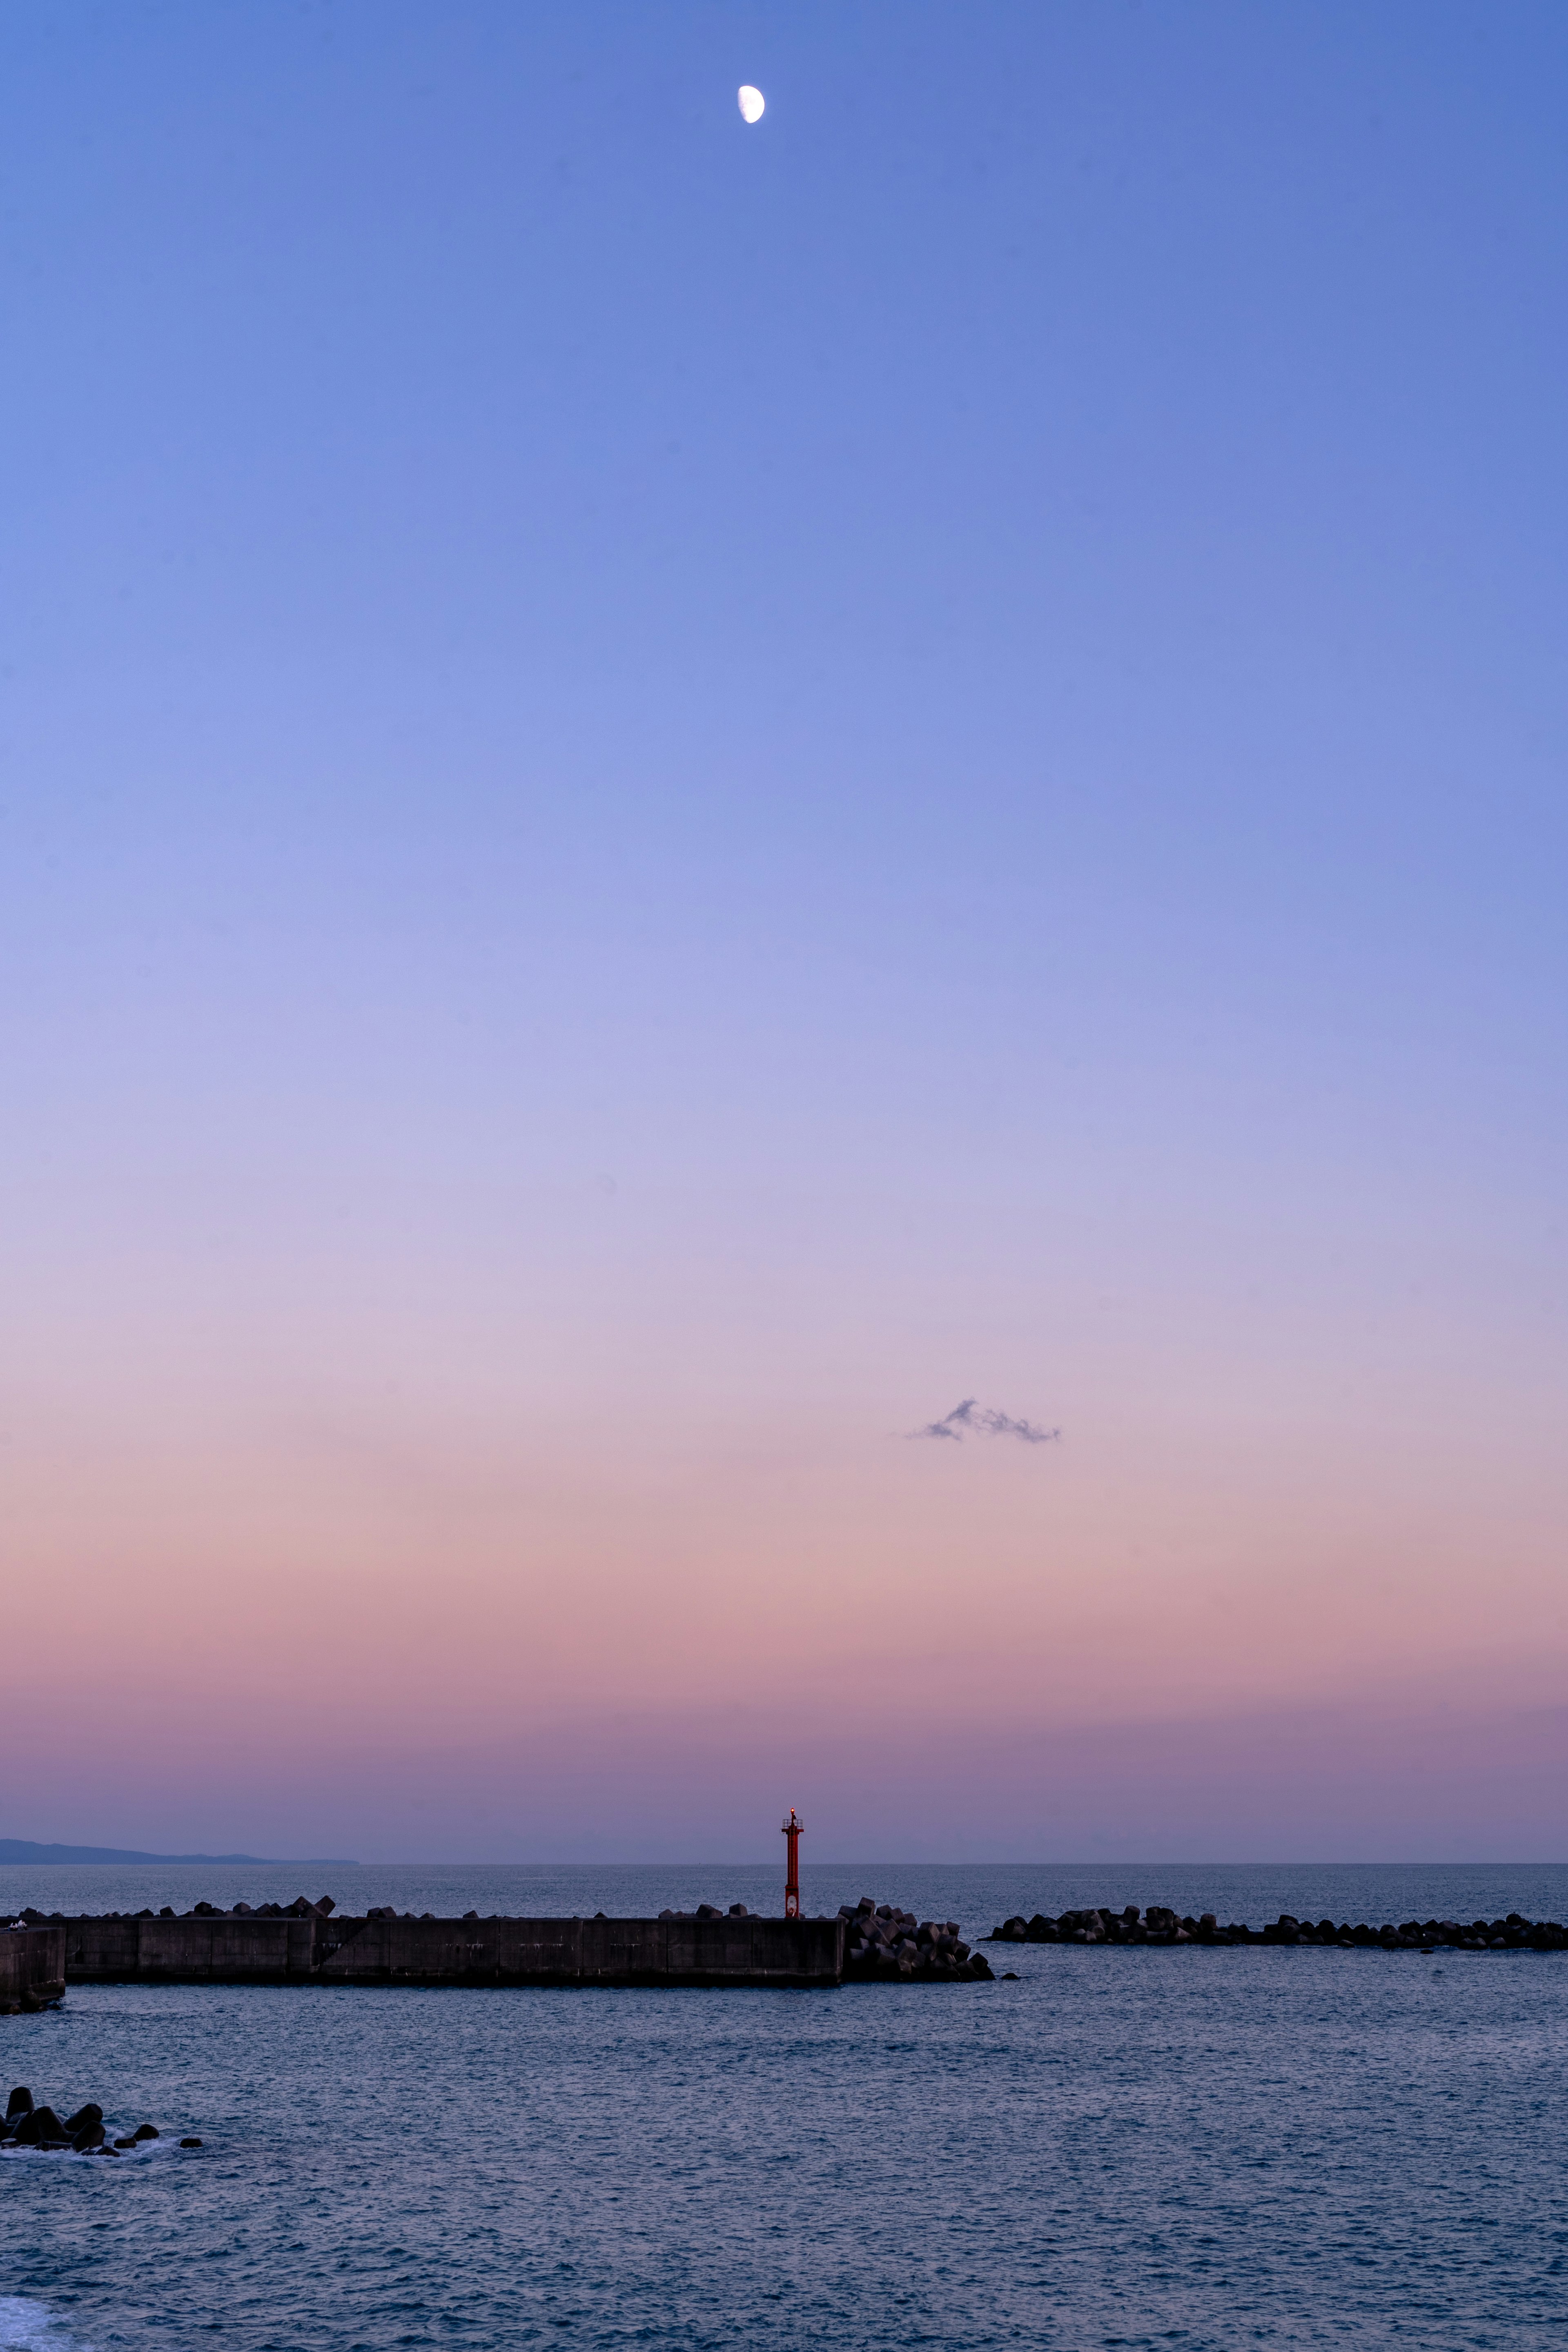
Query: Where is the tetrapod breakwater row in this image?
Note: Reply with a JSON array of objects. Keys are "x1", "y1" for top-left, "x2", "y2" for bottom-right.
[
  {"x1": 836, "y1": 1897, "x2": 993, "y2": 1980},
  {"x1": 0, "y1": 2085, "x2": 198, "y2": 2154},
  {"x1": 4, "y1": 1894, "x2": 993, "y2": 1991},
  {"x1": 987, "y1": 1904, "x2": 1568, "y2": 1949}
]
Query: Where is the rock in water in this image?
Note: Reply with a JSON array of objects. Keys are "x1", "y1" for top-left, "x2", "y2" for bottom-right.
[
  {"x1": 71, "y1": 2122, "x2": 105, "y2": 2151},
  {"x1": 837, "y1": 1899, "x2": 995, "y2": 1983},
  {"x1": 179, "y1": 2136, "x2": 204, "y2": 2148},
  {"x1": 14, "y1": 2107, "x2": 69, "y2": 2146},
  {"x1": 6, "y1": 2087, "x2": 33, "y2": 2118}
]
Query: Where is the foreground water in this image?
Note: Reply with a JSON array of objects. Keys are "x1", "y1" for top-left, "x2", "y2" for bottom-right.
[{"x1": 4, "y1": 1864, "x2": 1568, "y2": 2349}]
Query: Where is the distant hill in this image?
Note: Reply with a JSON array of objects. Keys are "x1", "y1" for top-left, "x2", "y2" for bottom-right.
[{"x1": 0, "y1": 1838, "x2": 358, "y2": 1866}]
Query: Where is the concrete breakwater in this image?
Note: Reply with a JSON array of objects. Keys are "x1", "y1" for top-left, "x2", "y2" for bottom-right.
[
  {"x1": 20, "y1": 1902, "x2": 845, "y2": 1988},
  {"x1": 0, "y1": 1926, "x2": 66, "y2": 2012},
  {"x1": 0, "y1": 1919, "x2": 66, "y2": 2013},
  {"x1": 837, "y1": 1898, "x2": 994, "y2": 1980},
  {"x1": 1, "y1": 2085, "x2": 190, "y2": 2153},
  {"x1": 989, "y1": 1904, "x2": 1568, "y2": 1949},
  {"x1": 9, "y1": 1893, "x2": 999, "y2": 1989}
]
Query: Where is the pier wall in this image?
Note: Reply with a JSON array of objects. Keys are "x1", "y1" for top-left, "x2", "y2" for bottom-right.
[
  {"x1": 319, "y1": 1913, "x2": 840, "y2": 1985},
  {"x1": 62, "y1": 1914, "x2": 318, "y2": 1983},
  {"x1": 54, "y1": 1914, "x2": 843, "y2": 1989},
  {"x1": 0, "y1": 1924, "x2": 66, "y2": 2011}
]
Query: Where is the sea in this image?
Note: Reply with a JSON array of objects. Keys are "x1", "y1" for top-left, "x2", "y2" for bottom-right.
[{"x1": 4, "y1": 1861, "x2": 1568, "y2": 2350}]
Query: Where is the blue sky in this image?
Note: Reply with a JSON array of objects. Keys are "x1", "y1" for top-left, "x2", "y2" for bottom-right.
[{"x1": 2, "y1": 2, "x2": 1565, "y2": 1857}]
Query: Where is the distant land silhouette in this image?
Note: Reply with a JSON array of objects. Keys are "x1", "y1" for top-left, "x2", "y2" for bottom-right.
[{"x1": 0, "y1": 1838, "x2": 358, "y2": 1866}]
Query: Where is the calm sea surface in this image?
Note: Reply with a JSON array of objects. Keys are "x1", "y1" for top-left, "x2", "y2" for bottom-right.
[{"x1": 4, "y1": 1863, "x2": 1568, "y2": 2350}]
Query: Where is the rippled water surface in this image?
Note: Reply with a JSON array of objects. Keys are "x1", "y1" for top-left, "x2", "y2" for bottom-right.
[{"x1": 5, "y1": 1864, "x2": 1568, "y2": 2348}]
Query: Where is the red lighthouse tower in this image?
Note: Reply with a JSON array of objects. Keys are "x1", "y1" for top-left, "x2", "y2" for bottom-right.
[{"x1": 781, "y1": 1808, "x2": 804, "y2": 1919}]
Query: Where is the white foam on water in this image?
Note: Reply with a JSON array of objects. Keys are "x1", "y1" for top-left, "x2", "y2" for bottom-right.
[
  {"x1": 2, "y1": 2134, "x2": 164, "y2": 2165},
  {"x1": 0, "y1": 2301, "x2": 88, "y2": 2352}
]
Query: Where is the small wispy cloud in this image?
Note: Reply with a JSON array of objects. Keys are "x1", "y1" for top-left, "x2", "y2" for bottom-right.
[{"x1": 909, "y1": 1399, "x2": 1061, "y2": 1446}]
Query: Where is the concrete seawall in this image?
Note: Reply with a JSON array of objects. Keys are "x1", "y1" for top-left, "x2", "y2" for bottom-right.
[
  {"x1": 0, "y1": 1925, "x2": 66, "y2": 2011},
  {"x1": 61, "y1": 1913, "x2": 320, "y2": 1984},
  {"x1": 54, "y1": 1913, "x2": 844, "y2": 1989}
]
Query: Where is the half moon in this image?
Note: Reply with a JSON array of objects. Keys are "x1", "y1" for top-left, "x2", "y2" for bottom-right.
[{"x1": 737, "y1": 85, "x2": 765, "y2": 124}]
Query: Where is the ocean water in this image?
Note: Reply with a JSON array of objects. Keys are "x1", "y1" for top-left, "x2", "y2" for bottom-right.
[{"x1": 4, "y1": 1863, "x2": 1568, "y2": 2349}]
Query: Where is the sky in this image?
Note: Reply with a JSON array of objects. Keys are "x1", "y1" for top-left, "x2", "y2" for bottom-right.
[{"x1": 1, "y1": 0, "x2": 1564, "y2": 1864}]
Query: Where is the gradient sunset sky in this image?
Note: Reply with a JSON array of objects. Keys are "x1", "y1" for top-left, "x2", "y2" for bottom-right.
[{"x1": 2, "y1": 1, "x2": 1564, "y2": 1862}]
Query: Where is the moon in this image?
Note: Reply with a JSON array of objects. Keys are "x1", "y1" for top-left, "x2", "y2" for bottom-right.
[{"x1": 737, "y1": 85, "x2": 765, "y2": 124}]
